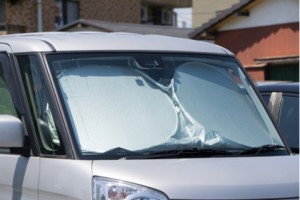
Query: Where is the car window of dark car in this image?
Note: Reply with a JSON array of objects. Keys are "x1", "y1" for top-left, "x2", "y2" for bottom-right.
[
  {"x1": 261, "y1": 94, "x2": 271, "y2": 105},
  {"x1": 278, "y1": 96, "x2": 299, "y2": 153}
]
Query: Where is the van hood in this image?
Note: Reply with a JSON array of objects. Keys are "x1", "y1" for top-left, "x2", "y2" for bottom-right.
[{"x1": 93, "y1": 155, "x2": 299, "y2": 199}]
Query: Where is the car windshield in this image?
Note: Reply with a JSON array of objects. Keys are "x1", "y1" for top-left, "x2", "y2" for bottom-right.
[{"x1": 46, "y1": 53, "x2": 284, "y2": 158}]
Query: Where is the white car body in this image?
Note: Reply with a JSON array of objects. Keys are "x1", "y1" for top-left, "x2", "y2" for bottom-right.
[{"x1": 0, "y1": 32, "x2": 298, "y2": 200}]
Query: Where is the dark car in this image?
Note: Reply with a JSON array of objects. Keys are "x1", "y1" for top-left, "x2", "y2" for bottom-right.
[{"x1": 257, "y1": 83, "x2": 299, "y2": 154}]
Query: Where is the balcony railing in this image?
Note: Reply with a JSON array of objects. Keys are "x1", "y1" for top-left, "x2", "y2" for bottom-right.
[{"x1": 0, "y1": 23, "x2": 25, "y2": 34}]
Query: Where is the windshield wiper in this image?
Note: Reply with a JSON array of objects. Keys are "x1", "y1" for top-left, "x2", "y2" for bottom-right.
[
  {"x1": 120, "y1": 148, "x2": 233, "y2": 160},
  {"x1": 239, "y1": 144, "x2": 285, "y2": 156}
]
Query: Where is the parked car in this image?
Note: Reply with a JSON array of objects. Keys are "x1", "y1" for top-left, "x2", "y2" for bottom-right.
[
  {"x1": 257, "y1": 83, "x2": 299, "y2": 154},
  {"x1": 256, "y1": 81, "x2": 291, "y2": 86},
  {"x1": 0, "y1": 32, "x2": 298, "y2": 200}
]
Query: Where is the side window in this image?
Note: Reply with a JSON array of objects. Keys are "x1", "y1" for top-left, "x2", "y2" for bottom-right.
[
  {"x1": 55, "y1": 0, "x2": 79, "y2": 28},
  {"x1": 261, "y1": 95, "x2": 271, "y2": 105},
  {"x1": 17, "y1": 55, "x2": 65, "y2": 155},
  {"x1": 0, "y1": 61, "x2": 18, "y2": 117},
  {"x1": 278, "y1": 96, "x2": 299, "y2": 154},
  {"x1": 0, "y1": 53, "x2": 20, "y2": 154}
]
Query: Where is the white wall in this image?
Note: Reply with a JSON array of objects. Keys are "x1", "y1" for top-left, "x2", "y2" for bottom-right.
[
  {"x1": 174, "y1": 8, "x2": 192, "y2": 28},
  {"x1": 218, "y1": 0, "x2": 299, "y2": 31}
]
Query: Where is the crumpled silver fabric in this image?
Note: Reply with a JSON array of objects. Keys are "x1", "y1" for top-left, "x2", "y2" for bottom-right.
[{"x1": 131, "y1": 63, "x2": 253, "y2": 151}]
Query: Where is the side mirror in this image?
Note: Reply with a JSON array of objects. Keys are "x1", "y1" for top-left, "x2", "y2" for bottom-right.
[
  {"x1": 0, "y1": 115, "x2": 30, "y2": 156},
  {"x1": 0, "y1": 115, "x2": 24, "y2": 147}
]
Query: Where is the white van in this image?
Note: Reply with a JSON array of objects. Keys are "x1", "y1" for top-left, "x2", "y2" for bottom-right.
[{"x1": 0, "y1": 32, "x2": 298, "y2": 200}]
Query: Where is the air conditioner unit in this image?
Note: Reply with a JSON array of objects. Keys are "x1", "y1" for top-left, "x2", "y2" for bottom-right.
[
  {"x1": 141, "y1": 6, "x2": 148, "y2": 22},
  {"x1": 157, "y1": 10, "x2": 173, "y2": 25}
]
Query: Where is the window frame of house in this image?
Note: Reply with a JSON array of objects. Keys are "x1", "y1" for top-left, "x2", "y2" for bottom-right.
[{"x1": 55, "y1": 0, "x2": 79, "y2": 29}]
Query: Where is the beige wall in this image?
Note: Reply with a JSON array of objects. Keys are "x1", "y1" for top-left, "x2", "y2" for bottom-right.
[
  {"x1": 218, "y1": 0, "x2": 299, "y2": 31},
  {"x1": 192, "y1": 0, "x2": 239, "y2": 28}
]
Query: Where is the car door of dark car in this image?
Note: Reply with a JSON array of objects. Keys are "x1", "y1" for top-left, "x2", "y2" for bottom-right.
[
  {"x1": 277, "y1": 93, "x2": 299, "y2": 154},
  {"x1": 261, "y1": 91, "x2": 299, "y2": 154}
]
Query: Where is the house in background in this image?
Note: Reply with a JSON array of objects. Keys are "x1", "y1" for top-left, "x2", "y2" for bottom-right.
[
  {"x1": 189, "y1": 0, "x2": 299, "y2": 82},
  {"x1": 0, "y1": 0, "x2": 191, "y2": 35},
  {"x1": 56, "y1": 19, "x2": 193, "y2": 38},
  {"x1": 192, "y1": 0, "x2": 240, "y2": 28}
]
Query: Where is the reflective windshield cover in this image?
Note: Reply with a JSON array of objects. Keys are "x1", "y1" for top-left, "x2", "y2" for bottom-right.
[{"x1": 46, "y1": 53, "x2": 284, "y2": 158}]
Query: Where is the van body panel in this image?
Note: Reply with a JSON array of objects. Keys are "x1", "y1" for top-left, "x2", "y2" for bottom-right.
[
  {"x1": 0, "y1": 43, "x2": 12, "y2": 53},
  {"x1": 93, "y1": 155, "x2": 299, "y2": 199},
  {"x1": 0, "y1": 32, "x2": 299, "y2": 200},
  {"x1": 0, "y1": 33, "x2": 227, "y2": 55},
  {"x1": 0, "y1": 155, "x2": 39, "y2": 200},
  {"x1": 38, "y1": 159, "x2": 92, "y2": 200}
]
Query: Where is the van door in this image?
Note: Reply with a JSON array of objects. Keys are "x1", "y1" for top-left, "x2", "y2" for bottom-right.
[
  {"x1": 15, "y1": 53, "x2": 75, "y2": 199},
  {"x1": 0, "y1": 44, "x2": 39, "y2": 199}
]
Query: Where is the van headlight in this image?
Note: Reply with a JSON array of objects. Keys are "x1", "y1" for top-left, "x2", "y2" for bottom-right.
[{"x1": 93, "y1": 177, "x2": 168, "y2": 200}]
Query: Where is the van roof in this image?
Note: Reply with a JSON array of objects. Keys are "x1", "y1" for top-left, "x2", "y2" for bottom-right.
[{"x1": 0, "y1": 32, "x2": 232, "y2": 55}]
